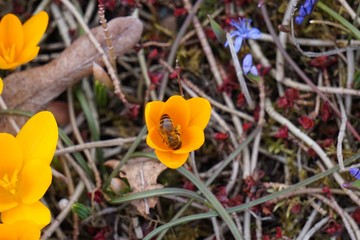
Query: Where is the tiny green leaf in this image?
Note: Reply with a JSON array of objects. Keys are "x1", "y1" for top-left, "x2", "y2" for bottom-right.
[
  {"x1": 208, "y1": 15, "x2": 227, "y2": 45},
  {"x1": 351, "y1": 179, "x2": 360, "y2": 190},
  {"x1": 72, "y1": 203, "x2": 92, "y2": 220}
]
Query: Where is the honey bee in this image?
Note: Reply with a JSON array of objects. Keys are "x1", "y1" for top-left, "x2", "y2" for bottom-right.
[{"x1": 158, "y1": 114, "x2": 182, "y2": 150}]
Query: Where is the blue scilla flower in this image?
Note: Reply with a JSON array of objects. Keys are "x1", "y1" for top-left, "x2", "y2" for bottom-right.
[
  {"x1": 350, "y1": 168, "x2": 360, "y2": 179},
  {"x1": 224, "y1": 18, "x2": 261, "y2": 53},
  {"x1": 242, "y1": 54, "x2": 258, "y2": 76},
  {"x1": 296, "y1": 0, "x2": 317, "y2": 25}
]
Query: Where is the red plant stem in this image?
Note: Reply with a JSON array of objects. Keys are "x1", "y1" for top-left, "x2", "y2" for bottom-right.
[{"x1": 260, "y1": 4, "x2": 360, "y2": 142}]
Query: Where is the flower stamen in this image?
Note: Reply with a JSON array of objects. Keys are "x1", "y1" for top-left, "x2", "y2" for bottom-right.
[{"x1": 0, "y1": 169, "x2": 19, "y2": 194}]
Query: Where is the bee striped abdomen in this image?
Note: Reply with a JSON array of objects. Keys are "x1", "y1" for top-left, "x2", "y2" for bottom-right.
[{"x1": 158, "y1": 114, "x2": 182, "y2": 150}]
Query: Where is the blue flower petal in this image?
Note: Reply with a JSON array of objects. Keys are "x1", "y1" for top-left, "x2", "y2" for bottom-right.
[
  {"x1": 225, "y1": 18, "x2": 262, "y2": 53},
  {"x1": 295, "y1": 16, "x2": 305, "y2": 25},
  {"x1": 350, "y1": 168, "x2": 360, "y2": 179},
  {"x1": 233, "y1": 37, "x2": 243, "y2": 53},
  {"x1": 250, "y1": 66, "x2": 258, "y2": 76},
  {"x1": 242, "y1": 54, "x2": 253, "y2": 74},
  {"x1": 247, "y1": 28, "x2": 261, "y2": 39}
]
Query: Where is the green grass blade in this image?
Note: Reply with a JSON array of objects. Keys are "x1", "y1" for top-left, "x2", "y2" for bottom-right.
[
  {"x1": 110, "y1": 187, "x2": 206, "y2": 204},
  {"x1": 317, "y1": 1, "x2": 360, "y2": 40},
  {"x1": 156, "y1": 126, "x2": 260, "y2": 239},
  {"x1": 144, "y1": 151, "x2": 360, "y2": 239},
  {"x1": 175, "y1": 167, "x2": 243, "y2": 240}
]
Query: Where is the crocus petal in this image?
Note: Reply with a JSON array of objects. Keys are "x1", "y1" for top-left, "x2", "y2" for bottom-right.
[
  {"x1": 15, "y1": 46, "x2": 39, "y2": 65},
  {"x1": 0, "y1": 14, "x2": 24, "y2": 57},
  {"x1": 11, "y1": 221, "x2": 41, "y2": 240},
  {"x1": 147, "y1": 127, "x2": 172, "y2": 151},
  {"x1": 0, "y1": 77, "x2": 3, "y2": 94},
  {"x1": 174, "y1": 126, "x2": 205, "y2": 153},
  {"x1": 18, "y1": 162, "x2": 52, "y2": 204},
  {"x1": 0, "y1": 133, "x2": 23, "y2": 177},
  {"x1": 155, "y1": 150, "x2": 189, "y2": 169},
  {"x1": 0, "y1": 221, "x2": 40, "y2": 240},
  {"x1": 0, "y1": 56, "x2": 8, "y2": 69},
  {"x1": 0, "y1": 135, "x2": 20, "y2": 210},
  {"x1": 0, "y1": 187, "x2": 17, "y2": 212},
  {"x1": 161, "y1": 95, "x2": 190, "y2": 128},
  {"x1": 2, "y1": 201, "x2": 51, "y2": 229},
  {"x1": 16, "y1": 111, "x2": 58, "y2": 166},
  {"x1": 187, "y1": 98, "x2": 211, "y2": 130},
  {"x1": 145, "y1": 101, "x2": 164, "y2": 131},
  {"x1": 23, "y1": 11, "x2": 48, "y2": 49},
  {"x1": 0, "y1": 224, "x2": 17, "y2": 240}
]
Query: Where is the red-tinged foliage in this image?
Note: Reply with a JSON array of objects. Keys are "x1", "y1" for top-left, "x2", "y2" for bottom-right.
[
  {"x1": 242, "y1": 122, "x2": 253, "y2": 132},
  {"x1": 352, "y1": 208, "x2": 360, "y2": 224},
  {"x1": 173, "y1": 8, "x2": 187, "y2": 17},
  {"x1": 320, "y1": 101, "x2": 332, "y2": 122},
  {"x1": 262, "y1": 235, "x2": 270, "y2": 240},
  {"x1": 236, "y1": 93, "x2": 246, "y2": 108},
  {"x1": 235, "y1": 0, "x2": 251, "y2": 6},
  {"x1": 217, "y1": 79, "x2": 239, "y2": 96},
  {"x1": 322, "y1": 186, "x2": 332, "y2": 198},
  {"x1": 214, "y1": 132, "x2": 229, "y2": 141},
  {"x1": 91, "y1": 227, "x2": 111, "y2": 240},
  {"x1": 215, "y1": 186, "x2": 229, "y2": 205},
  {"x1": 183, "y1": 180, "x2": 196, "y2": 191},
  {"x1": 243, "y1": 176, "x2": 256, "y2": 196},
  {"x1": 102, "y1": 0, "x2": 117, "y2": 9},
  {"x1": 253, "y1": 105, "x2": 260, "y2": 122},
  {"x1": 204, "y1": 27, "x2": 216, "y2": 40},
  {"x1": 298, "y1": 115, "x2": 315, "y2": 130},
  {"x1": 309, "y1": 56, "x2": 337, "y2": 69},
  {"x1": 307, "y1": 148, "x2": 316, "y2": 157},
  {"x1": 323, "y1": 220, "x2": 342, "y2": 236},
  {"x1": 277, "y1": 88, "x2": 300, "y2": 109},
  {"x1": 275, "y1": 125, "x2": 288, "y2": 139},
  {"x1": 256, "y1": 64, "x2": 271, "y2": 76},
  {"x1": 228, "y1": 195, "x2": 243, "y2": 206},
  {"x1": 275, "y1": 226, "x2": 283, "y2": 238},
  {"x1": 318, "y1": 138, "x2": 334, "y2": 148},
  {"x1": 148, "y1": 71, "x2": 163, "y2": 84},
  {"x1": 261, "y1": 202, "x2": 274, "y2": 216},
  {"x1": 169, "y1": 70, "x2": 178, "y2": 79},
  {"x1": 93, "y1": 232, "x2": 106, "y2": 240},
  {"x1": 89, "y1": 189, "x2": 104, "y2": 204},
  {"x1": 120, "y1": 0, "x2": 136, "y2": 7},
  {"x1": 127, "y1": 104, "x2": 140, "y2": 119},
  {"x1": 277, "y1": 96, "x2": 293, "y2": 108},
  {"x1": 148, "y1": 49, "x2": 159, "y2": 59},
  {"x1": 290, "y1": 203, "x2": 301, "y2": 214},
  {"x1": 285, "y1": 88, "x2": 299, "y2": 102}
]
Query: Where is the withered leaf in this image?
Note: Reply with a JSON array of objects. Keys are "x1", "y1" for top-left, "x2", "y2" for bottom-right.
[
  {"x1": 0, "y1": 16, "x2": 142, "y2": 133},
  {"x1": 105, "y1": 158, "x2": 167, "y2": 215}
]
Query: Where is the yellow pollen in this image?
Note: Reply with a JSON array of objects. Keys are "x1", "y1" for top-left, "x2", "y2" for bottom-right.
[{"x1": 0, "y1": 170, "x2": 19, "y2": 195}]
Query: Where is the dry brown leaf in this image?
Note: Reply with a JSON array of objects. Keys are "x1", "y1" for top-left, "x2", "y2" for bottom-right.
[
  {"x1": 105, "y1": 158, "x2": 167, "y2": 215},
  {"x1": 92, "y1": 62, "x2": 113, "y2": 88},
  {"x1": 0, "y1": 16, "x2": 142, "y2": 132}
]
